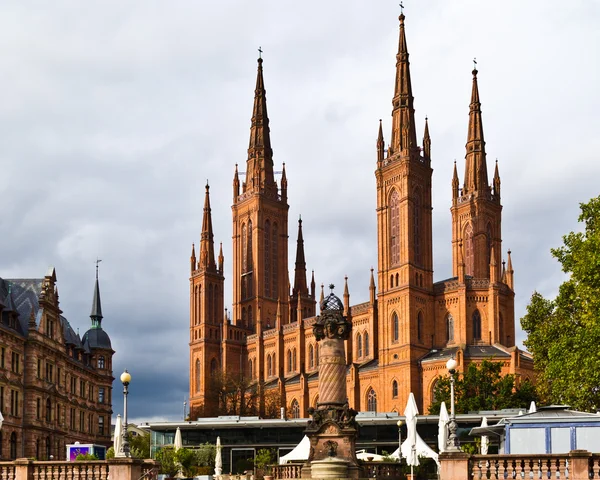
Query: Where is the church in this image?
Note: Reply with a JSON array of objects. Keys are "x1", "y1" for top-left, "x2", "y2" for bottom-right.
[{"x1": 188, "y1": 13, "x2": 534, "y2": 418}]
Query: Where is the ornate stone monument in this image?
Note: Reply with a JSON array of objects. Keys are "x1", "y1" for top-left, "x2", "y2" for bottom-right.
[{"x1": 304, "y1": 286, "x2": 360, "y2": 479}]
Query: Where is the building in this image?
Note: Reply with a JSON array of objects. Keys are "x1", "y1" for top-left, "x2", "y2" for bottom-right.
[
  {"x1": 188, "y1": 13, "x2": 534, "y2": 418},
  {"x1": 0, "y1": 267, "x2": 114, "y2": 459}
]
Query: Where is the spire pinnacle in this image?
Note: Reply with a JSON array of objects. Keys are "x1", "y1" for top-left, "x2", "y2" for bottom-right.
[
  {"x1": 452, "y1": 160, "x2": 460, "y2": 199},
  {"x1": 199, "y1": 183, "x2": 216, "y2": 271},
  {"x1": 423, "y1": 116, "x2": 431, "y2": 160},
  {"x1": 390, "y1": 11, "x2": 418, "y2": 157},
  {"x1": 293, "y1": 217, "x2": 308, "y2": 296},
  {"x1": 246, "y1": 56, "x2": 276, "y2": 194},
  {"x1": 377, "y1": 119, "x2": 385, "y2": 165},
  {"x1": 218, "y1": 242, "x2": 224, "y2": 273},
  {"x1": 463, "y1": 66, "x2": 488, "y2": 194},
  {"x1": 493, "y1": 159, "x2": 501, "y2": 199},
  {"x1": 233, "y1": 163, "x2": 240, "y2": 201},
  {"x1": 90, "y1": 268, "x2": 103, "y2": 328}
]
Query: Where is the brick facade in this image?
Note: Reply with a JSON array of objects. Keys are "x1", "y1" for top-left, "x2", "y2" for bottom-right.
[{"x1": 0, "y1": 268, "x2": 114, "y2": 459}]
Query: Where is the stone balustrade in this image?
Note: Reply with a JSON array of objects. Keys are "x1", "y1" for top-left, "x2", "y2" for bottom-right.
[{"x1": 272, "y1": 463, "x2": 303, "y2": 479}]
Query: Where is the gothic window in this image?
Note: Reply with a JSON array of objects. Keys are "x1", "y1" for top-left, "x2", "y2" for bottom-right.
[
  {"x1": 473, "y1": 310, "x2": 482, "y2": 340},
  {"x1": 390, "y1": 274, "x2": 394, "y2": 288},
  {"x1": 208, "y1": 284, "x2": 214, "y2": 323},
  {"x1": 487, "y1": 223, "x2": 493, "y2": 266},
  {"x1": 395, "y1": 273, "x2": 399, "y2": 286},
  {"x1": 287, "y1": 350, "x2": 292, "y2": 373},
  {"x1": 195, "y1": 359, "x2": 200, "y2": 392},
  {"x1": 417, "y1": 311, "x2": 423, "y2": 342},
  {"x1": 272, "y1": 354, "x2": 276, "y2": 375},
  {"x1": 392, "y1": 380, "x2": 398, "y2": 398},
  {"x1": 392, "y1": 312, "x2": 399, "y2": 343},
  {"x1": 364, "y1": 332, "x2": 370, "y2": 357},
  {"x1": 272, "y1": 222, "x2": 278, "y2": 297},
  {"x1": 315, "y1": 344, "x2": 319, "y2": 366},
  {"x1": 499, "y1": 313, "x2": 505, "y2": 344},
  {"x1": 248, "y1": 359, "x2": 253, "y2": 379},
  {"x1": 267, "y1": 355, "x2": 272, "y2": 377},
  {"x1": 357, "y1": 334, "x2": 363, "y2": 358},
  {"x1": 367, "y1": 388, "x2": 377, "y2": 412},
  {"x1": 309, "y1": 345, "x2": 314, "y2": 369},
  {"x1": 413, "y1": 187, "x2": 422, "y2": 265},
  {"x1": 446, "y1": 314, "x2": 455, "y2": 343},
  {"x1": 389, "y1": 189, "x2": 401, "y2": 266},
  {"x1": 293, "y1": 348, "x2": 297, "y2": 372},
  {"x1": 265, "y1": 220, "x2": 271, "y2": 298},
  {"x1": 210, "y1": 358, "x2": 218, "y2": 375},
  {"x1": 290, "y1": 399, "x2": 300, "y2": 419},
  {"x1": 465, "y1": 224, "x2": 474, "y2": 276}
]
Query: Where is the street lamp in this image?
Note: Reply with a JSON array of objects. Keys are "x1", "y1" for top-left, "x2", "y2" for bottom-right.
[
  {"x1": 183, "y1": 400, "x2": 187, "y2": 420},
  {"x1": 396, "y1": 420, "x2": 403, "y2": 461},
  {"x1": 120, "y1": 370, "x2": 132, "y2": 457},
  {"x1": 445, "y1": 358, "x2": 460, "y2": 451}
]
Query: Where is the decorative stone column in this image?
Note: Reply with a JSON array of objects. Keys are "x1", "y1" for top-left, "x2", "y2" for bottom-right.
[{"x1": 304, "y1": 286, "x2": 360, "y2": 479}]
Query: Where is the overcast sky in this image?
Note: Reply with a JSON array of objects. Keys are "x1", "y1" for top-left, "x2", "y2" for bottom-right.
[{"x1": 0, "y1": 1, "x2": 598, "y2": 423}]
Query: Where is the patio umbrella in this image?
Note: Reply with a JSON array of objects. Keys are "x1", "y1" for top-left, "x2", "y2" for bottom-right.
[
  {"x1": 480, "y1": 417, "x2": 489, "y2": 455},
  {"x1": 529, "y1": 401, "x2": 537, "y2": 413},
  {"x1": 438, "y1": 402, "x2": 449, "y2": 454},
  {"x1": 215, "y1": 436, "x2": 223, "y2": 477},
  {"x1": 113, "y1": 414, "x2": 123, "y2": 456},
  {"x1": 174, "y1": 427, "x2": 183, "y2": 451},
  {"x1": 0, "y1": 410, "x2": 4, "y2": 430},
  {"x1": 404, "y1": 392, "x2": 420, "y2": 478}
]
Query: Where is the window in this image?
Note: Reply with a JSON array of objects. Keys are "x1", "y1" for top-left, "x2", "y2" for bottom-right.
[
  {"x1": 10, "y1": 390, "x2": 19, "y2": 416},
  {"x1": 99, "y1": 416, "x2": 105, "y2": 435},
  {"x1": 46, "y1": 437, "x2": 51, "y2": 460},
  {"x1": 37, "y1": 359, "x2": 42, "y2": 378},
  {"x1": 37, "y1": 398, "x2": 41, "y2": 419},
  {"x1": 210, "y1": 358, "x2": 217, "y2": 375},
  {"x1": 357, "y1": 334, "x2": 363, "y2": 358},
  {"x1": 99, "y1": 388, "x2": 105, "y2": 404},
  {"x1": 417, "y1": 311, "x2": 423, "y2": 342},
  {"x1": 364, "y1": 332, "x2": 370, "y2": 357},
  {"x1": 392, "y1": 380, "x2": 398, "y2": 398},
  {"x1": 57, "y1": 367, "x2": 62, "y2": 387},
  {"x1": 98, "y1": 356, "x2": 105, "y2": 369},
  {"x1": 367, "y1": 388, "x2": 377, "y2": 412},
  {"x1": 413, "y1": 188, "x2": 422, "y2": 265},
  {"x1": 473, "y1": 310, "x2": 482, "y2": 340},
  {"x1": 290, "y1": 399, "x2": 300, "y2": 419},
  {"x1": 1, "y1": 347, "x2": 5, "y2": 368},
  {"x1": 46, "y1": 363, "x2": 53, "y2": 383},
  {"x1": 487, "y1": 223, "x2": 493, "y2": 266},
  {"x1": 46, "y1": 399, "x2": 51, "y2": 422},
  {"x1": 287, "y1": 350, "x2": 292, "y2": 373},
  {"x1": 309, "y1": 345, "x2": 314, "y2": 369},
  {"x1": 293, "y1": 348, "x2": 297, "y2": 372},
  {"x1": 11, "y1": 352, "x2": 20, "y2": 374},
  {"x1": 272, "y1": 223, "x2": 278, "y2": 298},
  {"x1": 392, "y1": 312, "x2": 399, "y2": 342},
  {"x1": 390, "y1": 189, "x2": 401, "y2": 266},
  {"x1": 265, "y1": 220, "x2": 271, "y2": 298},
  {"x1": 446, "y1": 314, "x2": 455, "y2": 343},
  {"x1": 0, "y1": 386, "x2": 4, "y2": 413},
  {"x1": 195, "y1": 359, "x2": 201, "y2": 392},
  {"x1": 70, "y1": 408, "x2": 75, "y2": 429},
  {"x1": 465, "y1": 224, "x2": 474, "y2": 276},
  {"x1": 10, "y1": 432, "x2": 17, "y2": 460},
  {"x1": 315, "y1": 344, "x2": 319, "y2": 366},
  {"x1": 267, "y1": 355, "x2": 272, "y2": 377},
  {"x1": 80, "y1": 411, "x2": 85, "y2": 432},
  {"x1": 80, "y1": 380, "x2": 85, "y2": 398}
]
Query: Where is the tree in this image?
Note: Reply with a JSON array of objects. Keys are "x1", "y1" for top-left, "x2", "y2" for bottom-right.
[
  {"x1": 428, "y1": 360, "x2": 537, "y2": 414},
  {"x1": 521, "y1": 195, "x2": 600, "y2": 411}
]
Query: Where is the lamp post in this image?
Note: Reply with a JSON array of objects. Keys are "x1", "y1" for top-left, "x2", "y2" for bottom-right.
[
  {"x1": 445, "y1": 358, "x2": 460, "y2": 451},
  {"x1": 120, "y1": 370, "x2": 132, "y2": 457},
  {"x1": 396, "y1": 420, "x2": 403, "y2": 461},
  {"x1": 183, "y1": 400, "x2": 187, "y2": 420}
]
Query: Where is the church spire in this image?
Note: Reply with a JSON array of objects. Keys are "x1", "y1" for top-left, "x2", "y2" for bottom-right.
[
  {"x1": 452, "y1": 160, "x2": 460, "y2": 200},
  {"x1": 377, "y1": 119, "x2": 385, "y2": 166},
  {"x1": 246, "y1": 55, "x2": 276, "y2": 195},
  {"x1": 293, "y1": 216, "x2": 308, "y2": 296},
  {"x1": 493, "y1": 159, "x2": 501, "y2": 199},
  {"x1": 390, "y1": 12, "x2": 418, "y2": 156},
  {"x1": 199, "y1": 183, "x2": 216, "y2": 271},
  {"x1": 422, "y1": 116, "x2": 431, "y2": 160},
  {"x1": 90, "y1": 264, "x2": 103, "y2": 328},
  {"x1": 463, "y1": 66, "x2": 488, "y2": 195}
]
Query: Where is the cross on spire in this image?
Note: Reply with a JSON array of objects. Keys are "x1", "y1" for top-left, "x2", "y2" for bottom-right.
[
  {"x1": 95, "y1": 258, "x2": 102, "y2": 279},
  {"x1": 473, "y1": 57, "x2": 477, "y2": 69},
  {"x1": 258, "y1": 46, "x2": 263, "y2": 59},
  {"x1": 400, "y1": 1, "x2": 404, "y2": 14}
]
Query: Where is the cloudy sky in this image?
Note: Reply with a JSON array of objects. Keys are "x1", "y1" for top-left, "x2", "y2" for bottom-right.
[{"x1": 0, "y1": 1, "x2": 598, "y2": 423}]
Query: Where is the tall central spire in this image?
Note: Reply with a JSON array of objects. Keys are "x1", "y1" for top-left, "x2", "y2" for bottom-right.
[
  {"x1": 463, "y1": 68, "x2": 488, "y2": 194},
  {"x1": 199, "y1": 183, "x2": 216, "y2": 271},
  {"x1": 390, "y1": 13, "x2": 418, "y2": 156},
  {"x1": 293, "y1": 217, "x2": 308, "y2": 296},
  {"x1": 246, "y1": 56, "x2": 276, "y2": 195}
]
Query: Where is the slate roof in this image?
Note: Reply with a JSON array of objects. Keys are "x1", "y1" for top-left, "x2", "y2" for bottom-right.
[{"x1": 421, "y1": 344, "x2": 511, "y2": 363}]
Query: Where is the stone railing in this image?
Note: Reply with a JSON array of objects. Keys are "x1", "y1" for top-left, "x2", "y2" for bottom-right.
[
  {"x1": 272, "y1": 463, "x2": 303, "y2": 479},
  {"x1": 440, "y1": 450, "x2": 600, "y2": 480},
  {"x1": 0, "y1": 458, "x2": 160, "y2": 480}
]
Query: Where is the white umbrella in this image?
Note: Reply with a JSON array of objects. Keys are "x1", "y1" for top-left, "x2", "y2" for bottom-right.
[
  {"x1": 438, "y1": 402, "x2": 449, "y2": 454},
  {"x1": 214, "y1": 436, "x2": 223, "y2": 477},
  {"x1": 529, "y1": 401, "x2": 537, "y2": 413},
  {"x1": 480, "y1": 417, "x2": 489, "y2": 455},
  {"x1": 0, "y1": 410, "x2": 4, "y2": 430},
  {"x1": 113, "y1": 414, "x2": 123, "y2": 456},
  {"x1": 403, "y1": 392, "x2": 420, "y2": 478},
  {"x1": 174, "y1": 427, "x2": 183, "y2": 451},
  {"x1": 356, "y1": 450, "x2": 386, "y2": 462}
]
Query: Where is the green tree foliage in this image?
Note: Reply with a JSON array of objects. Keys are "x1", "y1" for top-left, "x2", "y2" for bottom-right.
[
  {"x1": 428, "y1": 360, "x2": 537, "y2": 414},
  {"x1": 130, "y1": 433, "x2": 151, "y2": 459},
  {"x1": 521, "y1": 196, "x2": 600, "y2": 411},
  {"x1": 75, "y1": 453, "x2": 99, "y2": 461},
  {"x1": 253, "y1": 448, "x2": 276, "y2": 477}
]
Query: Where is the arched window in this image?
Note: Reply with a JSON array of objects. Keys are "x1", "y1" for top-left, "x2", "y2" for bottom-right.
[
  {"x1": 465, "y1": 224, "x2": 474, "y2": 276},
  {"x1": 315, "y1": 344, "x2": 319, "y2": 366},
  {"x1": 287, "y1": 350, "x2": 292, "y2": 373},
  {"x1": 248, "y1": 359, "x2": 253, "y2": 379},
  {"x1": 487, "y1": 223, "x2": 493, "y2": 266},
  {"x1": 417, "y1": 311, "x2": 423, "y2": 342},
  {"x1": 357, "y1": 334, "x2": 363, "y2": 358},
  {"x1": 210, "y1": 358, "x2": 218, "y2": 375},
  {"x1": 37, "y1": 398, "x2": 41, "y2": 419},
  {"x1": 499, "y1": 313, "x2": 505, "y2": 344},
  {"x1": 267, "y1": 355, "x2": 272, "y2": 377},
  {"x1": 309, "y1": 344, "x2": 314, "y2": 369},
  {"x1": 290, "y1": 399, "x2": 300, "y2": 419},
  {"x1": 413, "y1": 187, "x2": 422, "y2": 265},
  {"x1": 195, "y1": 359, "x2": 200, "y2": 392},
  {"x1": 367, "y1": 388, "x2": 377, "y2": 412},
  {"x1": 265, "y1": 220, "x2": 271, "y2": 298},
  {"x1": 395, "y1": 273, "x2": 399, "y2": 287},
  {"x1": 446, "y1": 314, "x2": 455, "y2": 343},
  {"x1": 390, "y1": 189, "x2": 401, "y2": 266},
  {"x1": 46, "y1": 398, "x2": 51, "y2": 422},
  {"x1": 272, "y1": 222, "x2": 278, "y2": 297},
  {"x1": 392, "y1": 380, "x2": 398, "y2": 398},
  {"x1": 392, "y1": 312, "x2": 399, "y2": 342},
  {"x1": 208, "y1": 284, "x2": 214, "y2": 323},
  {"x1": 272, "y1": 354, "x2": 276, "y2": 375},
  {"x1": 364, "y1": 332, "x2": 370, "y2": 357},
  {"x1": 473, "y1": 310, "x2": 482, "y2": 340},
  {"x1": 10, "y1": 432, "x2": 17, "y2": 459}
]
